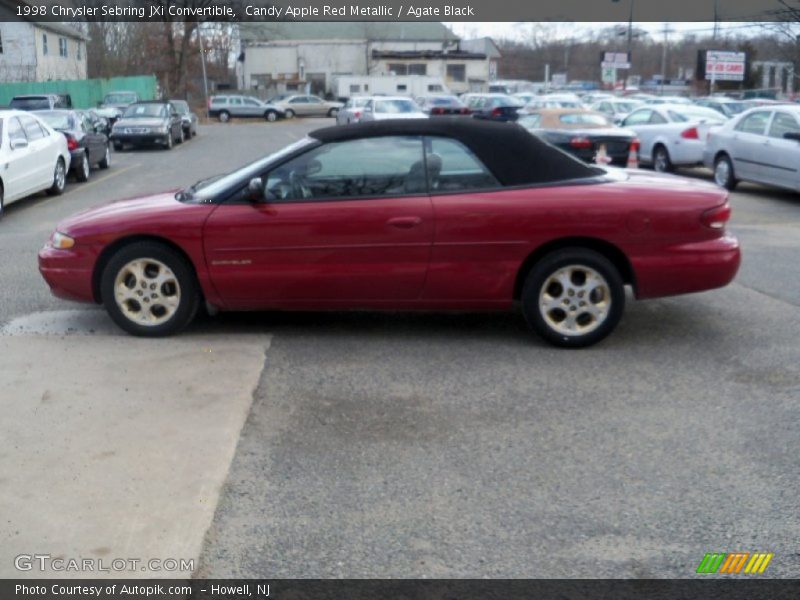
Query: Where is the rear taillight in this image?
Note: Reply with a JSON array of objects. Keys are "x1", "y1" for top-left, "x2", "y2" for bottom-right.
[
  {"x1": 701, "y1": 202, "x2": 731, "y2": 230},
  {"x1": 681, "y1": 127, "x2": 699, "y2": 140},
  {"x1": 461, "y1": 107, "x2": 471, "y2": 114},
  {"x1": 65, "y1": 134, "x2": 78, "y2": 151},
  {"x1": 354, "y1": 111, "x2": 361, "y2": 119},
  {"x1": 630, "y1": 138, "x2": 640, "y2": 152},
  {"x1": 491, "y1": 107, "x2": 502, "y2": 117},
  {"x1": 569, "y1": 137, "x2": 593, "y2": 149},
  {"x1": 432, "y1": 107, "x2": 444, "y2": 115}
]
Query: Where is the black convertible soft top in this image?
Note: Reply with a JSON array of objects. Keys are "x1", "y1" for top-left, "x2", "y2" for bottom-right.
[{"x1": 310, "y1": 118, "x2": 604, "y2": 186}]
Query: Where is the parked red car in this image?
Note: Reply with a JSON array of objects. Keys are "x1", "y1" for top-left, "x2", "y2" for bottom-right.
[{"x1": 39, "y1": 119, "x2": 740, "y2": 347}]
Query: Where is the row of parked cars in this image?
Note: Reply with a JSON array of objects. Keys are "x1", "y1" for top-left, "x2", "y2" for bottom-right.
[{"x1": 0, "y1": 94, "x2": 203, "y2": 217}]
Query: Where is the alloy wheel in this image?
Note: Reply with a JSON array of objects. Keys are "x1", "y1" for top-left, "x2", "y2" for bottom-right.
[
  {"x1": 113, "y1": 258, "x2": 182, "y2": 327},
  {"x1": 538, "y1": 265, "x2": 612, "y2": 337}
]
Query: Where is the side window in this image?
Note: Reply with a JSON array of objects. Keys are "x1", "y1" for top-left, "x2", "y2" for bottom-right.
[
  {"x1": 768, "y1": 113, "x2": 800, "y2": 139},
  {"x1": 243, "y1": 98, "x2": 261, "y2": 106},
  {"x1": 425, "y1": 137, "x2": 500, "y2": 192},
  {"x1": 264, "y1": 136, "x2": 424, "y2": 201},
  {"x1": 289, "y1": 97, "x2": 306, "y2": 104},
  {"x1": 735, "y1": 111, "x2": 771, "y2": 135},
  {"x1": 623, "y1": 110, "x2": 651, "y2": 126},
  {"x1": 8, "y1": 117, "x2": 27, "y2": 144},
  {"x1": 648, "y1": 111, "x2": 667, "y2": 124},
  {"x1": 308, "y1": 96, "x2": 323, "y2": 103},
  {"x1": 20, "y1": 115, "x2": 45, "y2": 141},
  {"x1": 229, "y1": 97, "x2": 242, "y2": 106}
]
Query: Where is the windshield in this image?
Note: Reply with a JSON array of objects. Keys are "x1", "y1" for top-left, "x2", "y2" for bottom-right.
[
  {"x1": 180, "y1": 137, "x2": 317, "y2": 203},
  {"x1": 123, "y1": 104, "x2": 167, "y2": 119},
  {"x1": 172, "y1": 102, "x2": 190, "y2": 115},
  {"x1": 375, "y1": 99, "x2": 419, "y2": 114},
  {"x1": 36, "y1": 112, "x2": 75, "y2": 130},
  {"x1": 105, "y1": 93, "x2": 138, "y2": 105},
  {"x1": 10, "y1": 97, "x2": 50, "y2": 110}
]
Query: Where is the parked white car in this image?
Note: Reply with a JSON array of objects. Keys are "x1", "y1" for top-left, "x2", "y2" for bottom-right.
[
  {"x1": 0, "y1": 109, "x2": 71, "y2": 217},
  {"x1": 590, "y1": 98, "x2": 644, "y2": 124},
  {"x1": 704, "y1": 105, "x2": 800, "y2": 191},
  {"x1": 358, "y1": 97, "x2": 428, "y2": 122},
  {"x1": 336, "y1": 96, "x2": 371, "y2": 125},
  {"x1": 621, "y1": 104, "x2": 726, "y2": 172}
]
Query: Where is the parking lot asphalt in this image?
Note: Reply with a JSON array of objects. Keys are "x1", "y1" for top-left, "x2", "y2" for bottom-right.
[{"x1": 0, "y1": 118, "x2": 798, "y2": 578}]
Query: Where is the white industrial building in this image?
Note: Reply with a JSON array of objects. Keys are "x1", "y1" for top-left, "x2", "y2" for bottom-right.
[{"x1": 236, "y1": 22, "x2": 499, "y2": 96}]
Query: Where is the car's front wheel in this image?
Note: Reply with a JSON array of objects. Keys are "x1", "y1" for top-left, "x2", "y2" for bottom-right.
[
  {"x1": 521, "y1": 248, "x2": 625, "y2": 348},
  {"x1": 100, "y1": 241, "x2": 200, "y2": 336},
  {"x1": 265, "y1": 110, "x2": 278, "y2": 122},
  {"x1": 714, "y1": 153, "x2": 738, "y2": 190},
  {"x1": 47, "y1": 158, "x2": 66, "y2": 195},
  {"x1": 284, "y1": 109, "x2": 295, "y2": 119},
  {"x1": 219, "y1": 111, "x2": 230, "y2": 123},
  {"x1": 98, "y1": 144, "x2": 111, "y2": 169}
]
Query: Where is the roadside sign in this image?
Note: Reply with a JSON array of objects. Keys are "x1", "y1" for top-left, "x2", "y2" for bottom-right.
[
  {"x1": 602, "y1": 61, "x2": 631, "y2": 70},
  {"x1": 602, "y1": 66, "x2": 616, "y2": 84},
  {"x1": 705, "y1": 50, "x2": 746, "y2": 82},
  {"x1": 601, "y1": 52, "x2": 631, "y2": 70}
]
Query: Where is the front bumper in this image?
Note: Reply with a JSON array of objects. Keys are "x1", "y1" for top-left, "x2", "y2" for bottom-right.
[
  {"x1": 110, "y1": 131, "x2": 170, "y2": 145},
  {"x1": 632, "y1": 234, "x2": 741, "y2": 299},
  {"x1": 38, "y1": 244, "x2": 98, "y2": 303}
]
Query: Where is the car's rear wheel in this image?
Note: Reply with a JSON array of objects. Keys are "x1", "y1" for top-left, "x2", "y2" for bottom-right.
[
  {"x1": 219, "y1": 111, "x2": 230, "y2": 123},
  {"x1": 47, "y1": 158, "x2": 66, "y2": 195},
  {"x1": 714, "y1": 153, "x2": 738, "y2": 190},
  {"x1": 653, "y1": 145, "x2": 674, "y2": 173},
  {"x1": 285, "y1": 109, "x2": 295, "y2": 119},
  {"x1": 75, "y1": 152, "x2": 90, "y2": 182},
  {"x1": 521, "y1": 248, "x2": 625, "y2": 348},
  {"x1": 98, "y1": 144, "x2": 111, "y2": 169},
  {"x1": 265, "y1": 110, "x2": 278, "y2": 122},
  {"x1": 100, "y1": 242, "x2": 200, "y2": 337}
]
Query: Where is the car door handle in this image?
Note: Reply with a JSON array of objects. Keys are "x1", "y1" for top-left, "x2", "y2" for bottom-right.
[{"x1": 386, "y1": 216, "x2": 422, "y2": 229}]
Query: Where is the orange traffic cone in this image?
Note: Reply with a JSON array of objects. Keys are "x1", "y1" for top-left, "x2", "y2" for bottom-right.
[
  {"x1": 594, "y1": 144, "x2": 611, "y2": 166},
  {"x1": 627, "y1": 139, "x2": 640, "y2": 169}
]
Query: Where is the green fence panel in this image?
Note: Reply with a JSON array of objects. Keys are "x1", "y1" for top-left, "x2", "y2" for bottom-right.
[{"x1": 0, "y1": 75, "x2": 158, "y2": 109}]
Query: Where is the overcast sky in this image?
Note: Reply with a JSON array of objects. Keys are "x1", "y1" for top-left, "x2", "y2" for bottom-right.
[{"x1": 445, "y1": 22, "x2": 767, "y2": 42}]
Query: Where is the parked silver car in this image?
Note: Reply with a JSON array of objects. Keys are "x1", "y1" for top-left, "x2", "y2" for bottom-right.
[
  {"x1": 705, "y1": 104, "x2": 800, "y2": 191},
  {"x1": 358, "y1": 97, "x2": 428, "y2": 122},
  {"x1": 208, "y1": 95, "x2": 285, "y2": 123},
  {"x1": 170, "y1": 100, "x2": 198, "y2": 138},
  {"x1": 336, "y1": 97, "x2": 371, "y2": 125},
  {"x1": 273, "y1": 95, "x2": 344, "y2": 119}
]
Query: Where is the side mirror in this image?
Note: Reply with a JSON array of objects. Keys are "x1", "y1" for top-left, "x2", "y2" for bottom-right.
[
  {"x1": 10, "y1": 138, "x2": 28, "y2": 150},
  {"x1": 783, "y1": 132, "x2": 800, "y2": 142},
  {"x1": 248, "y1": 177, "x2": 265, "y2": 201}
]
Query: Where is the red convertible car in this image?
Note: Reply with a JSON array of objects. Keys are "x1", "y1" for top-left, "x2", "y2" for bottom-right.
[{"x1": 39, "y1": 119, "x2": 740, "y2": 347}]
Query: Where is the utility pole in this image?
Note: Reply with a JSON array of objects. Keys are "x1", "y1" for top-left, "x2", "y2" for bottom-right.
[
  {"x1": 660, "y1": 23, "x2": 674, "y2": 96},
  {"x1": 713, "y1": 0, "x2": 719, "y2": 41}
]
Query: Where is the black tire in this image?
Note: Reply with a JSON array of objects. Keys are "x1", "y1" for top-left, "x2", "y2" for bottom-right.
[
  {"x1": 164, "y1": 133, "x2": 173, "y2": 150},
  {"x1": 713, "y1": 153, "x2": 738, "y2": 191},
  {"x1": 75, "y1": 152, "x2": 90, "y2": 182},
  {"x1": 284, "y1": 109, "x2": 295, "y2": 119},
  {"x1": 521, "y1": 248, "x2": 625, "y2": 348},
  {"x1": 98, "y1": 144, "x2": 111, "y2": 169},
  {"x1": 47, "y1": 158, "x2": 66, "y2": 196},
  {"x1": 219, "y1": 110, "x2": 230, "y2": 123},
  {"x1": 100, "y1": 241, "x2": 200, "y2": 337},
  {"x1": 265, "y1": 110, "x2": 278, "y2": 122},
  {"x1": 0, "y1": 184, "x2": 4, "y2": 220},
  {"x1": 113, "y1": 141, "x2": 123, "y2": 152},
  {"x1": 653, "y1": 144, "x2": 674, "y2": 173},
  {"x1": 176, "y1": 127, "x2": 184, "y2": 144}
]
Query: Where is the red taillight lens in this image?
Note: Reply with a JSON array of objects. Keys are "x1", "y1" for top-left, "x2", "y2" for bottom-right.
[
  {"x1": 65, "y1": 135, "x2": 78, "y2": 151},
  {"x1": 701, "y1": 202, "x2": 731, "y2": 230},
  {"x1": 354, "y1": 111, "x2": 361, "y2": 118},
  {"x1": 569, "y1": 137, "x2": 593, "y2": 149},
  {"x1": 461, "y1": 107, "x2": 471, "y2": 114},
  {"x1": 491, "y1": 107, "x2": 502, "y2": 117},
  {"x1": 681, "y1": 127, "x2": 699, "y2": 140},
  {"x1": 630, "y1": 138, "x2": 640, "y2": 152},
  {"x1": 432, "y1": 107, "x2": 444, "y2": 115}
]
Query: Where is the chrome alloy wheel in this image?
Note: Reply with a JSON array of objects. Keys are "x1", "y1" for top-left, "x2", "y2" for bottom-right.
[
  {"x1": 538, "y1": 265, "x2": 612, "y2": 337},
  {"x1": 714, "y1": 159, "x2": 731, "y2": 187},
  {"x1": 113, "y1": 258, "x2": 181, "y2": 326}
]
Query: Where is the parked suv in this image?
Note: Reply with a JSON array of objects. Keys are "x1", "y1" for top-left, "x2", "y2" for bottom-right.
[
  {"x1": 9, "y1": 94, "x2": 72, "y2": 111},
  {"x1": 208, "y1": 95, "x2": 285, "y2": 122},
  {"x1": 109, "y1": 101, "x2": 184, "y2": 150}
]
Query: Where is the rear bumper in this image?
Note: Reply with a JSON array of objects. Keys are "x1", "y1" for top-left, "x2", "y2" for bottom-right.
[
  {"x1": 665, "y1": 139, "x2": 705, "y2": 166},
  {"x1": 38, "y1": 244, "x2": 97, "y2": 303},
  {"x1": 631, "y1": 234, "x2": 741, "y2": 299}
]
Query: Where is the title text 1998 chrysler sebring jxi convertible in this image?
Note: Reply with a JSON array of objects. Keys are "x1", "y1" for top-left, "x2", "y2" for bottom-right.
[{"x1": 39, "y1": 119, "x2": 740, "y2": 347}]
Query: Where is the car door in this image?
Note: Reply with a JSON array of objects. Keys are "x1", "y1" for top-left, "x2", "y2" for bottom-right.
[
  {"x1": 3, "y1": 116, "x2": 37, "y2": 200},
  {"x1": 18, "y1": 114, "x2": 53, "y2": 190},
  {"x1": 287, "y1": 96, "x2": 309, "y2": 116},
  {"x1": 729, "y1": 110, "x2": 772, "y2": 181},
  {"x1": 202, "y1": 135, "x2": 434, "y2": 307},
  {"x1": 622, "y1": 109, "x2": 657, "y2": 161},
  {"x1": 227, "y1": 96, "x2": 244, "y2": 117},
  {"x1": 80, "y1": 113, "x2": 105, "y2": 160},
  {"x1": 760, "y1": 111, "x2": 800, "y2": 189},
  {"x1": 306, "y1": 96, "x2": 327, "y2": 116},
  {"x1": 241, "y1": 97, "x2": 263, "y2": 117}
]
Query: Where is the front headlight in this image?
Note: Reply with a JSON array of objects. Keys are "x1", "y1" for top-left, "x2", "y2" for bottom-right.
[
  {"x1": 157, "y1": 124, "x2": 169, "y2": 133},
  {"x1": 51, "y1": 232, "x2": 75, "y2": 249}
]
